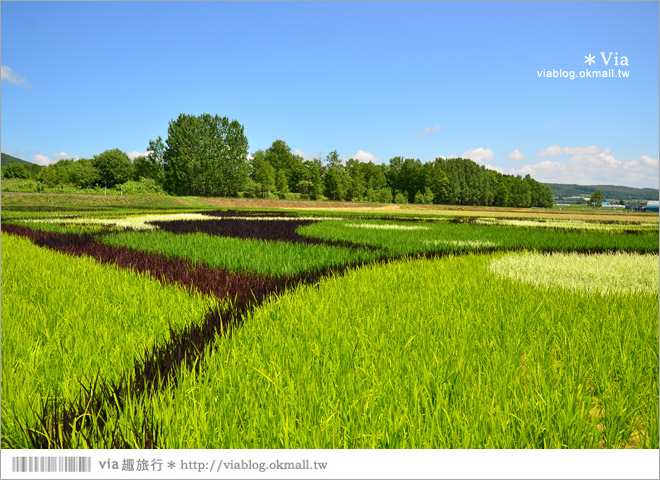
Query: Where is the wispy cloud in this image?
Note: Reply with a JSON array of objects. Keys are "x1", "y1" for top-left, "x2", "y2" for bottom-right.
[
  {"x1": 1, "y1": 65, "x2": 31, "y2": 88},
  {"x1": 414, "y1": 124, "x2": 442, "y2": 136},
  {"x1": 508, "y1": 149, "x2": 527, "y2": 161},
  {"x1": 462, "y1": 147, "x2": 494, "y2": 164}
]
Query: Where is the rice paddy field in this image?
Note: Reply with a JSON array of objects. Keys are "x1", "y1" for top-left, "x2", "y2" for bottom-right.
[{"x1": 1, "y1": 194, "x2": 658, "y2": 449}]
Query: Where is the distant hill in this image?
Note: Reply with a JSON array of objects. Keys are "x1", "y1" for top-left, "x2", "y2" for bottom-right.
[
  {"x1": 1, "y1": 152, "x2": 33, "y2": 166},
  {"x1": 543, "y1": 183, "x2": 658, "y2": 201}
]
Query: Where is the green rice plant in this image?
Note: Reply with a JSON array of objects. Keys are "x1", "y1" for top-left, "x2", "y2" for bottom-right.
[
  {"x1": 6, "y1": 220, "x2": 121, "y2": 235},
  {"x1": 0, "y1": 233, "x2": 217, "y2": 447},
  {"x1": 113, "y1": 254, "x2": 658, "y2": 448},
  {"x1": 490, "y1": 252, "x2": 659, "y2": 296},
  {"x1": 100, "y1": 230, "x2": 379, "y2": 276},
  {"x1": 298, "y1": 219, "x2": 659, "y2": 255}
]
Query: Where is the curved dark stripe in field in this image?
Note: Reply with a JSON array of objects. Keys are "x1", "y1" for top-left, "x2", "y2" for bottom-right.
[
  {"x1": 1, "y1": 222, "x2": 388, "y2": 448},
  {"x1": 1, "y1": 223, "x2": 281, "y2": 304},
  {"x1": 150, "y1": 216, "x2": 382, "y2": 251},
  {"x1": 151, "y1": 218, "x2": 321, "y2": 244}
]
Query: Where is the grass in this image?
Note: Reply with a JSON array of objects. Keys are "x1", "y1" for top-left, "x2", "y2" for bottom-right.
[
  {"x1": 298, "y1": 219, "x2": 660, "y2": 255},
  {"x1": 0, "y1": 233, "x2": 217, "y2": 448},
  {"x1": 110, "y1": 254, "x2": 659, "y2": 448},
  {"x1": 0, "y1": 192, "x2": 216, "y2": 221},
  {"x1": 3, "y1": 193, "x2": 658, "y2": 450},
  {"x1": 100, "y1": 229, "x2": 380, "y2": 276}
]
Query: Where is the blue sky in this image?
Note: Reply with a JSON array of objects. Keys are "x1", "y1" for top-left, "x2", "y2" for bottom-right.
[{"x1": 2, "y1": 1, "x2": 658, "y2": 187}]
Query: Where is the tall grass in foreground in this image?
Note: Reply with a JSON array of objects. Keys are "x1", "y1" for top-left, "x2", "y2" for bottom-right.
[
  {"x1": 114, "y1": 254, "x2": 658, "y2": 448},
  {"x1": 0, "y1": 233, "x2": 217, "y2": 447},
  {"x1": 298, "y1": 219, "x2": 660, "y2": 255},
  {"x1": 101, "y1": 230, "x2": 379, "y2": 276}
]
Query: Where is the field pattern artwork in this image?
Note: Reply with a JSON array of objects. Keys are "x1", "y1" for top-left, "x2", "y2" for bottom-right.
[{"x1": 1, "y1": 203, "x2": 658, "y2": 449}]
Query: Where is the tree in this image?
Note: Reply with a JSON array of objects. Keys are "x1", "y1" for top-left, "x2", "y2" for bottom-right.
[
  {"x1": 93, "y1": 149, "x2": 133, "y2": 187},
  {"x1": 377, "y1": 187, "x2": 393, "y2": 203},
  {"x1": 325, "y1": 150, "x2": 342, "y2": 169},
  {"x1": 275, "y1": 170, "x2": 289, "y2": 195},
  {"x1": 427, "y1": 161, "x2": 450, "y2": 204},
  {"x1": 265, "y1": 140, "x2": 294, "y2": 172},
  {"x1": 69, "y1": 159, "x2": 99, "y2": 188},
  {"x1": 297, "y1": 180, "x2": 314, "y2": 196},
  {"x1": 255, "y1": 161, "x2": 276, "y2": 196},
  {"x1": 163, "y1": 113, "x2": 249, "y2": 196},
  {"x1": 324, "y1": 165, "x2": 349, "y2": 200},
  {"x1": 346, "y1": 159, "x2": 367, "y2": 201},
  {"x1": 589, "y1": 189, "x2": 602, "y2": 208},
  {"x1": 304, "y1": 160, "x2": 324, "y2": 199},
  {"x1": 494, "y1": 180, "x2": 509, "y2": 207},
  {"x1": 397, "y1": 158, "x2": 425, "y2": 203},
  {"x1": 261, "y1": 140, "x2": 306, "y2": 192},
  {"x1": 133, "y1": 136, "x2": 166, "y2": 185},
  {"x1": 37, "y1": 166, "x2": 58, "y2": 187},
  {"x1": 423, "y1": 187, "x2": 434, "y2": 204}
]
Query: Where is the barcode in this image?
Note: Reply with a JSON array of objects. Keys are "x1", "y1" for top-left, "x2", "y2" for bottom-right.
[{"x1": 11, "y1": 456, "x2": 92, "y2": 473}]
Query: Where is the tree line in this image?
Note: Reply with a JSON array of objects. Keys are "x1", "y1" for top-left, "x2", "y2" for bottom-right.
[{"x1": 2, "y1": 113, "x2": 553, "y2": 207}]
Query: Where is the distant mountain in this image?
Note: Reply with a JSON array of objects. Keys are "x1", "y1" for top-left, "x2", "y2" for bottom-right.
[
  {"x1": 543, "y1": 183, "x2": 659, "y2": 201},
  {"x1": 1, "y1": 152, "x2": 34, "y2": 166}
]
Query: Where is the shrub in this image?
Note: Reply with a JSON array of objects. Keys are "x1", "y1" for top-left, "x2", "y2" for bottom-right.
[
  {"x1": 2, "y1": 164, "x2": 30, "y2": 180},
  {"x1": 120, "y1": 178, "x2": 167, "y2": 196}
]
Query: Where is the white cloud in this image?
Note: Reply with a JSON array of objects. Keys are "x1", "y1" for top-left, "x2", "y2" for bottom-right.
[
  {"x1": 505, "y1": 147, "x2": 658, "y2": 188},
  {"x1": 32, "y1": 152, "x2": 79, "y2": 165},
  {"x1": 1, "y1": 65, "x2": 31, "y2": 88},
  {"x1": 639, "y1": 155, "x2": 659, "y2": 168},
  {"x1": 345, "y1": 150, "x2": 379, "y2": 163},
  {"x1": 484, "y1": 164, "x2": 506, "y2": 174},
  {"x1": 462, "y1": 147, "x2": 494, "y2": 164},
  {"x1": 508, "y1": 149, "x2": 527, "y2": 162},
  {"x1": 414, "y1": 124, "x2": 442, "y2": 136},
  {"x1": 537, "y1": 145, "x2": 563, "y2": 157},
  {"x1": 33, "y1": 154, "x2": 55, "y2": 166},
  {"x1": 126, "y1": 150, "x2": 148, "y2": 160},
  {"x1": 293, "y1": 148, "x2": 321, "y2": 161}
]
